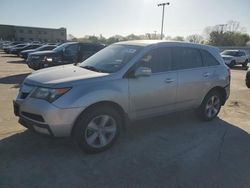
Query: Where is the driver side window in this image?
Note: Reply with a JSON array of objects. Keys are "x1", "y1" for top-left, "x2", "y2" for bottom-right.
[
  {"x1": 138, "y1": 47, "x2": 172, "y2": 73},
  {"x1": 65, "y1": 44, "x2": 78, "y2": 56}
]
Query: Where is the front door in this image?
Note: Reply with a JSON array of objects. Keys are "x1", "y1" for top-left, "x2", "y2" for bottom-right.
[
  {"x1": 128, "y1": 47, "x2": 178, "y2": 119},
  {"x1": 63, "y1": 44, "x2": 79, "y2": 64}
]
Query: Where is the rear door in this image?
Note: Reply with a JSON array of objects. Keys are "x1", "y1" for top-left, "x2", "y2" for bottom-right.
[
  {"x1": 129, "y1": 47, "x2": 178, "y2": 119},
  {"x1": 172, "y1": 47, "x2": 208, "y2": 109}
]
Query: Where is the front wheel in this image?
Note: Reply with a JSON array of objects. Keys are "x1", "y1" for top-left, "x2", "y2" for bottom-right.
[
  {"x1": 242, "y1": 60, "x2": 248, "y2": 68},
  {"x1": 246, "y1": 80, "x2": 250, "y2": 88},
  {"x1": 196, "y1": 91, "x2": 222, "y2": 121},
  {"x1": 229, "y1": 60, "x2": 236, "y2": 68},
  {"x1": 73, "y1": 106, "x2": 122, "y2": 153}
]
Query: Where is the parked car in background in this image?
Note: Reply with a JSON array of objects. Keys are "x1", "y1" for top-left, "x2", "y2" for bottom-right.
[
  {"x1": 221, "y1": 50, "x2": 249, "y2": 68},
  {"x1": 246, "y1": 68, "x2": 250, "y2": 88},
  {"x1": 3, "y1": 43, "x2": 27, "y2": 54},
  {"x1": 20, "y1": 45, "x2": 57, "y2": 59},
  {"x1": 26, "y1": 42, "x2": 105, "y2": 70},
  {"x1": 0, "y1": 41, "x2": 11, "y2": 49},
  {"x1": 14, "y1": 40, "x2": 230, "y2": 153},
  {"x1": 10, "y1": 44, "x2": 42, "y2": 55}
]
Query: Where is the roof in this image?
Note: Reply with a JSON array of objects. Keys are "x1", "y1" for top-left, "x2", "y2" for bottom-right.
[
  {"x1": 116, "y1": 40, "x2": 217, "y2": 50},
  {"x1": 223, "y1": 49, "x2": 241, "y2": 52}
]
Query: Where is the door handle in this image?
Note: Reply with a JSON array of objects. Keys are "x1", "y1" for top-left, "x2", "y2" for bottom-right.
[
  {"x1": 203, "y1": 72, "x2": 211, "y2": 78},
  {"x1": 165, "y1": 78, "x2": 175, "y2": 83}
]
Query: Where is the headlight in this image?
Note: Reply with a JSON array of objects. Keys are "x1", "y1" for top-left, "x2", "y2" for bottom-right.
[
  {"x1": 31, "y1": 87, "x2": 71, "y2": 103},
  {"x1": 45, "y1": 56, "x2": 53, "y2": 62}
]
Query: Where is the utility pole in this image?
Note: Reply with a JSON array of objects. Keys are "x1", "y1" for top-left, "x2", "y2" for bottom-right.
[
  {"x1": 218, "y1": 24, "x2": 227, "y2": 33},
  {"x1": 158, "y1": 2, "x2": 170, "y2": 40},
  {"x1": 154, "y1": 30, "x2": 157, "y2": 39}
]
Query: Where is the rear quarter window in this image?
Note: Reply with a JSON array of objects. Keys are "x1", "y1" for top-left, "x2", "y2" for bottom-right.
[{"x1": 200, "y1": 50, "x2": 220, "y2": 66}]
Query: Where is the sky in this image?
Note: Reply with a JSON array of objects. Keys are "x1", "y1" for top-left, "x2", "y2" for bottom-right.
[{"x1": 0, "y1": 0, "x2": 249, "y2": 38}]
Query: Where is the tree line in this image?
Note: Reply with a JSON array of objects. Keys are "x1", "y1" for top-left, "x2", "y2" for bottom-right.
[{"x1": 70, "y1": 20, "x2": 250, "y2": 46}]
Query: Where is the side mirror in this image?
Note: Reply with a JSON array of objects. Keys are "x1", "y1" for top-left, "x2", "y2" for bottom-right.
[{"x1": 134, "y1": 67, "x2": 152, "y2": 77}]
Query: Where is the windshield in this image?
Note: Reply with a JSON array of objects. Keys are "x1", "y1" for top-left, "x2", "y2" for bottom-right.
[
  {"x1": 79, "y1": 44, "x2": 142, "y2": 73},
  {"x1": 34, "y1": 45, "x2": 52, "y2": 51},
  {"x1": 221, "y1": 51, "x2": 238, "y2": 56},
  {"x1": 53, "y1": 43, "x2": 76, "y2": 52}
]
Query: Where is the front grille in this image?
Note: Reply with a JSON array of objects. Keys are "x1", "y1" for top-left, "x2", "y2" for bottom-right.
[{"x1": 21, "y1": 112, "x2": 45, "y2": 122}]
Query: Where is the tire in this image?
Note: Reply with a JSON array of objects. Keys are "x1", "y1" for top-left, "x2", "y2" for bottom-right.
[
  {"x1": 196, "y1": 91, "x2": 222, "y2": 121},
  {"x1": 246, "y1": 80, "x2": 250, "y2": 88},
  {"x1": 73, "y1": 106, "x2": 122, "y2": 153},
  {"x1": 242, "y1": 60, "x2": 248, "y2": 68},
  {"x1": 229, "y1": 60, "x2": 236, "y2": 68}
]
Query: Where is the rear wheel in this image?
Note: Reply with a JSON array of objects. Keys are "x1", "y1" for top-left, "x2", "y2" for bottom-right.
[
  {"x1": 73, "y1": 106, "x2": 122, "y2": 153},
  {"x1": 196, "y1": 91, "x2": 222, "y2": 121}
]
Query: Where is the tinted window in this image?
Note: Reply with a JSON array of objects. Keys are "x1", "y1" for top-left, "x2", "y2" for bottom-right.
[
  {"x1": 139, "y1": 47, "x2": 172, "y2": 73},
  {"x1": 65, "y1": 44, "x2": 78, "y2": 56},
  {"x1": 172, "y1": 47, "x2": 202, "y2": 70},
  {"x1": 238, "y1": 51, "x2": 246, "y2": 56},
  {"x1": 201, "y1": 50, "x2": 219, "y2": 66},
  {"x1": 221, "y1": 50, "x2": 238, "y2": 56},
  {"x1": 44, "y1": 46, "x2": 55, "y2": 50},
  {"x1": 80, "y1": 45, "x2": 99, "y2": 60}
]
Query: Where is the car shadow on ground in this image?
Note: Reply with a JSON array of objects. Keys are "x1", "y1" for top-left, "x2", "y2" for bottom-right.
[
  {"x1": 1, "y1": 55, "x2": 21, "y2": 58},
  {"x1": 0, "y1": 73, "x2": 30, "y2": 87},
  {"x1": 1, "y1": 111, "x2": 250, "y2": 188},
  {"x1": 6, "y1": 59, "x2": 25, "y2": 64}
]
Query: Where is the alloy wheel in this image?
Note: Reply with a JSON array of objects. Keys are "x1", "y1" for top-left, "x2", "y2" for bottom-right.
[{"x1": 85, "y1": 115, "x2": 117, "y2": 148}]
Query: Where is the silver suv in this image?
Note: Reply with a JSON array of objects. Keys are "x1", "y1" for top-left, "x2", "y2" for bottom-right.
[{"x1": 14, "y1": 40, "x2": 230, "y2": 153}]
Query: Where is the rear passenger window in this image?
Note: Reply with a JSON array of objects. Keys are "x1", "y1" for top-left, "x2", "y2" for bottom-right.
[
  {"x1": 172, "y1": 47, "x2": 203, "y2": 70},
  {"x1": 138, "y1": 47, "x2": 172, "y2": 73},
  {"x1": 200, "y1": 50, "x2": 219, "y2": 66}
]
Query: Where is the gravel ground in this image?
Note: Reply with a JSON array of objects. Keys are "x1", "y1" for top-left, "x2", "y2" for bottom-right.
[{"x1": 0, "y1": 51, "x2": 250, "y2": 188}]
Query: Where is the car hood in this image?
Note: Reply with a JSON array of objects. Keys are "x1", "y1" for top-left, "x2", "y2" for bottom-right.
[
  {"x1": 24, "y1": 64, "x2": 109, "y2": 87},
  {"x1": 30, "y1": 50, "x2": 56, "y2": 56}
]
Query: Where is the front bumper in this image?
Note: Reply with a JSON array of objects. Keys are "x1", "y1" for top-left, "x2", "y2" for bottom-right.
[
  {"x1": 224, "y1": 84, "x2": 230, "y2": 101},
  {"x1": 14, "y1": 98, "x2": 84, "y2": 137},
  {"x1": 26, "y1": 59, "x2": 42, "y2": 70}
]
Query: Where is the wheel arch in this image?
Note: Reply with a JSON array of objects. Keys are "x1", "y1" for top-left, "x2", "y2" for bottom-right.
[
  {"x1": 71, "y1": 101, "x2": 128, "y2": 137},
  {"x1": 204, "y1": 86, "x2": 227, "y2": 105}
]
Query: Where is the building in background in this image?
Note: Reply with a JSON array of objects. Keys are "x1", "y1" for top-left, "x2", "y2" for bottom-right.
[{"x1": 0, "y1": 24, "x2": 66, "y2": 42}]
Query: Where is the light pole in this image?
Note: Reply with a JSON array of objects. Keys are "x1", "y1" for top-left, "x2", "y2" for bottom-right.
[
  {"x1": 154, "y1": 30, "x2": 157, "y2": 39},
  {"x1": 158, "y1": 2, "x2": 170, "y2": 40}
]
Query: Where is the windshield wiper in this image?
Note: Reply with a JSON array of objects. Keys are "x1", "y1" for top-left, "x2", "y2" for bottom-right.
[{"x1": 81, "y1": 65, "x2": 104, "y2": 73}]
